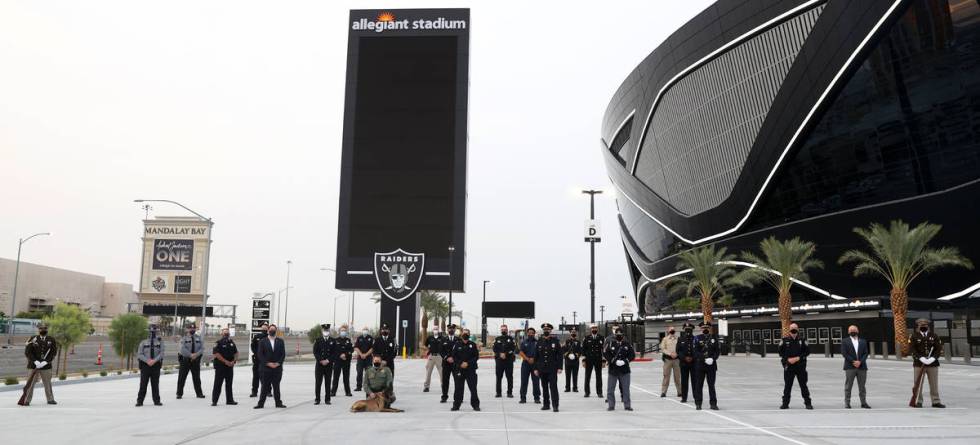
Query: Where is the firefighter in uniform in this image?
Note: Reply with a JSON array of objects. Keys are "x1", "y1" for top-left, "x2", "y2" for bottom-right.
[
  {"x1": 332, "y1": 326, "x2": 354, "y2": 397},
  {"x1": 450, "y1": 328, "x2": 481, "y2": 411},
  {"x1": 136, "y1": 324, "x2": 165, "y2": 406},
  {"x1": 439, "y1": 324, "x2": 461, "y2": 403},
  {"x1": 582, "y1": 324, "x2": 604, "y2": 398},
  {"x1": 176, "y1": 323, "x2": 205, "y2": 399},
  {"x1": 693, "y1": 321, "x2": 720, "y2": 410},
  {"x1": 677, "y1": 323, "x2": 696, "y2": 403},
  {"x1": 778, "y1": 322, "x2": 813, "y2": 409},
  {"x1": 423, "y1": 326, "x2": 444, "y2": 392},
  {"x1": 910, "y1": 318, "x2": 945, "y2": 408},
  {"x1": 353, "y1": 327, "x2": 374, "y2": 392},
  {"x1": 373, "y1": 324, "x2": 398, "y2": 376},
  {"x1": 518, "y1": 327, "x2": 540, "y2": 404},
  {"x1": 534, "y1": 323, "x2": 563, "y2": 412},
  {"x1": 313, "y1": 323, "x2": 335, "y2": 405},
  {"x1": 563, "y1": 330, "x2": 582, "y2": 392},
  {"x1": 493, "y1": 324, "x2": 516, "y2": 398},
  {"x1": 250, "y1": 323, "x2": 268, "y2": 398},
  {"x1": 19, "y1": 322, "x2": 58, "y2": 406},
  {"x1": 211, "y1": 327, "x2": 239, "y2": 406},
  {"x1": 604, "y1": 327, "x2": 635, "y2": 411}
]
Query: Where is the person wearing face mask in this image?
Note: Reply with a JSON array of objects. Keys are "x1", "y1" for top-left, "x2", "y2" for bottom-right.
[
  {"x1": 582, "y1": 324, "x2": 604, "y2": 398},
  {"x1": 450, "y1": 328, "x2": 481, "y2": 411},
  {"x1": 492, "y1": 324, "x2": 516, "y2": 398},
  {"x1": 518, "y1": 327, "x2": 541, "y2": 404},
  {"x1": 423, "y1": 326, "x2": 444, "y2": 393},
  {"x1": 211, "y1": 327, "x2": 239, "y2": 406},
  {"x1": 439, "y1": 324, "x2": 462, "y2": 403},
  {"x1": 176, "y1": 323, "x2": 205, "y2": 400},
  {"x1": 562, "y1": 330, "x2": 582, "y2": 393},
  {"x1": 363, "y1": 354, "x2": 395, "y2": 409},
  {"x1": 778, "y1": 322, "x2": 812, "y2": 409},
  {"x1": 353, "y1": 327, "x2": 374, "y2": 392},
  {"x1": 841, "y1": 325, "x2": 870, "y2": 409},
  {"x1": 332, "y1": 327, "x2": 354, "y2": 397},
  {"x1": 136, "y1": 324, "x2": 165, "y2": 407},
  {"x1": 693, "y1": 322, "x2": 720, "y2": 410},
  {"x1": 603, "y1": 327, "x2": 635, "y2": 411},
  {"x1": 910, "y1": 318, "x2": 944, "y2": 408},
  {"x1": 534, "y1": 323, "x2": 563, "y2": 412},
  {"x1": 313, "y1": 324, "x2": 335, "y2": 405},
  {"x1": 676, "y1": 323, "x2": 696, "y2": 403},
  {"x1": 250, "y1": 323, "x2": 269, "y2": 398},
  {"x1": 254, "y1": 324, "x2": 286, "y2": 409},
  {"x1": 373, "y1": 324, "x2": 398, "y2": 376},
  {"x1": 659, "y1": 326, "x2": 681, "y2": 398},
  {"x1": 18, "y1": 322, "x2": 58, "y2": 406}
]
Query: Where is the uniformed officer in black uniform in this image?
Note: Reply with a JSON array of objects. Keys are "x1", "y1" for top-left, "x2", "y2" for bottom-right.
[
  {"x1": 176, "y1": 323, "x2": 205, "y2": 399},
  {"x1": 518, "y1": 327, "x2": 540, "y2": 404},
  {"x1": 211, "y1": 327, "x2": 239, "y2": 406},
  {"x1": 374, "y1": 324, "x2": 398, "y2": 376},
  {"x1": 332, "y1": 326, "x2": 354, "y2": 397},
  {"x1": 439, "y1": 324, "x2": 462, "y2": 403},
  {"x1": 534, "y1": 323, "x2": 563, "y2": 412},
  {"x1": 693, "y1": 321, "x2": 720, "y2": 410},
  {"x1": 582, "y1": 324, "x2": 604, "y2": 398},
  {"x1": 778, "y1": 322, "x2": 812, "y2": 409},
  {"x1": 353, "y1": 327, "x2": 374, "y2": 392},
  {"x1": 493, "y1": 324, "x2": 516, "y2": 398},
  {"x1": 450, "y1": 328, "x2": 481, "y2": 411},
  {"x1": 250, "y1": 323, "x2": 269, "y2": 398},
  {"x1": 604, "y1": 327, "x2": 635, "y2": 411},
  {"x1": 136, "y1": 324, "x2": 164, "y2": 406},
  {"x1": 563, "y1": 330, "x2": 582, "y2": 392},
  {"x1": 313, "y1": 323, "x2": 335, "y2": 405},
  {"x1": 677, "y1": 323, "x2": 696, "y2": 403}
]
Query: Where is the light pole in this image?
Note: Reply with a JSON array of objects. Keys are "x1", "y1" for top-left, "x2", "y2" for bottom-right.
[
  {"x1": 582, "y1": 189, "x2": 603, "y2": 323},
  {"x1": 333, "y1": 295, "x2": 345, "y2": 328},
  {"x1": 6, "y1": 232, "x2": 50, "y2": 344},
  {"x1": 481, "y1": 280, "x2": 491, "y2": 345},
  {"x1": 573, "y1": 311, "x2": 577, "y2": 325},
  {"x1": 599, "y1": 305, "x2": 606, "y2": 325},
  {"x1": 135, "y1": 199, "x2": 212, "y2": 339},
  {"x1": 448, "y1": 245, "x2": 456, "y2": 326}
]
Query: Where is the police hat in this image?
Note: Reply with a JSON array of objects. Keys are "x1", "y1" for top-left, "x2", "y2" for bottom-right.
[
  {"x1": 589, "y1": 324, "x2": 598, "y2": 329},
  {"x1": 541, "y1": 323, "x2": 554, "y2": 330},
  {"x1": 699, "y1": 321, "x2": 712, "y2": 328},
  {"x1": 915, "y1": 318, "x2": 930, "y2": 326},
  {"x1": 380, "y1": 323, "x2": 390, "y2": 330},
  {"x1": 682, "y1": 323, "x2": 695, "y2": 329},
  {"x1": 36, "y1": 322, "x2": 48, "y2": 329},
  {"x1": 447, "y1": 323, "x2": 458, "y2": 330},
  {"x1": 321, "y1": 323, "x2": 331, "y2": 331}
]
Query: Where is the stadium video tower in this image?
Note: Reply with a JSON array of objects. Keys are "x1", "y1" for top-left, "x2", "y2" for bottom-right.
[{"x1": 335, "y1": 9, "x2": 470, "y2": 354}]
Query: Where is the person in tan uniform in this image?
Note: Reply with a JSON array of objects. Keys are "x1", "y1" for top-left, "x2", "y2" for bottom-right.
[
  {"x1": 660, "y1": 326, "x2": 681, "y2": 398},
  {"x1": 910, "y1": 318, "x2": 945, "y2": 408}
]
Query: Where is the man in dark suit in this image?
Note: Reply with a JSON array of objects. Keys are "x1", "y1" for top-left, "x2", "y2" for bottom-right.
[
  {"x1": 841, "y1": 325, "x2": 871, "y2": 409},
  {"x1": 254, "y1": 324, "x2": 286, "y2": 409}
]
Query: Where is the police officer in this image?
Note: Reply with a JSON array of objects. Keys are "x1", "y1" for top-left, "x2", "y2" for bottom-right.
[
  {"x1": 250, "y1": 323, "x2": 269, "y2": 398},
  {"x1": 353, "y1": 327, "x2": 374, "y2": 392},
  {"x1": 778, "y1": 322, "x2": 813, "y2": 409},
  {"x1": 373, "y1": 324, "x2": 398, "y2": 376},
  {"x1": 332, "y1": 326, "x2": 354, "y2": 397},
  {"x1": 582, "y1": 324, "x2": 604, "y2": 398},
  {"x1": 176, "y1": 323, "x2": 205, "y2": 399},
  {"x1": 535, "y1": 323, "x2": 563, "y2": 412},
  {"x1": 313, "y1": 323, "x2": 335, "y2": 405},
  {"x1": 677, "y1": 323, "x2": 696, "y2": 403},
  {"x1": 518, "y1": 327, "x2": 541, "y2": 404},
  {"x1": 423, "y1": 326, "x2": 443, "y2": 393},
  {"x1": 604, "y1": 327, "x2": 635, "y2": 411},
  {"x1": 492, "y1": 324, "x2": 516, "y2": 398},
  {"x1": 438, "y1": 324, "x2": 461, "y2": 403},
  {"x1": 563, "y1": 330, "x2": 582, "y2": 392},
  {"x1": 136, "y1": 324, "x2": 164, "y2": 407},
  {"x1": 19, "y1": 322, "x2": 57, "y2": 406},
  {"x1": 211, "y1": 327, "x2": 239, "y2": 406},
  {"x1": 450, "y1": 328, "x2": 481, "y2": 411},
  {"x1": 693, "y1": 321, "x2": 720, "y2": 410},
  {"x1": 910, "y1": 318, "x2": 945, "y2": 408}
]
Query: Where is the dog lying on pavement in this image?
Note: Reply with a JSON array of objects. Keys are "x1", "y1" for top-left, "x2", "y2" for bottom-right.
[{"x1": 350, "y1": 393, "x2": 403, "y2": 413}]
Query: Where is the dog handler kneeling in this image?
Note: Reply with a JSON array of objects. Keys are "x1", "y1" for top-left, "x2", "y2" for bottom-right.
[{"x1": 363, "y1": 354, "x2": 396, "y2": 409}]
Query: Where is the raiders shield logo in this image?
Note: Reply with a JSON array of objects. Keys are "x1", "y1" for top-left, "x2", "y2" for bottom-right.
[{"x1": 373, "y1": 248, "x2": 425, "y2": 301}]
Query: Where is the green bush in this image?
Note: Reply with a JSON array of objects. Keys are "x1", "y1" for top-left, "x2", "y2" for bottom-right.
[
  {"x1": 99, "y1": 370, "x2": 108, "y2": 377},
  {"x1": 58, "y1": 374, "x2": 67, "y2": 381},
  {"x1": 81, "y1": 371, "x2": 89, "y2": 378},
  {"x1": 4, "y1": 376, "x2": 18, "y2": 385},
  {"x1": 116, "y1": 370, "x2": 123, "y2": 375}
]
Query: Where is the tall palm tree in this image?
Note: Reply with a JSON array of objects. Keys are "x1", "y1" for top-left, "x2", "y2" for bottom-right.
[
  {"x1": 666, "y1": 245, "x2": 737, "y2": 323},
  {"x1": 733, "y1": 237, "x2": 823, "y2": 336},
  {"x1": 839, "y1": 220, "x2": 972, "y2": 357},
  {"x1": 418, "y1": 290, "x2": 445, "y2": 347}
]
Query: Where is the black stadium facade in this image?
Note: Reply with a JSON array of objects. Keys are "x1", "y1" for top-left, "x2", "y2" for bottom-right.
[{"x1": 602, "y1": 0, "x2": 980, "y2": 353}]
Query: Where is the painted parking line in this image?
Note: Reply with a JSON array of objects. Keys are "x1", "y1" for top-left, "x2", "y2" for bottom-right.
[{"x1": 424, "y1": 424, "x2": 980, "y2": 433}]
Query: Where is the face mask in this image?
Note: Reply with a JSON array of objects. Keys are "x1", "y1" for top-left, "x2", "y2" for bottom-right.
[
  {"x1": 591, "y1": 330, "x2": 598, "y2": 335},
  {"x1": 322, "y1": 332, "x2": 329, "y2": 338},
  {"x1": 668, "y1": 330, "x2": 675, "y2": 335},
  {"x1": 500, "y1": 331, "x2": 507, "y2": 336},
  {"x1": 381, "y1": 331, "x2": 389, "y2": 336},
  {"x1": 702, "y1": 329, "x2": 710, "y2": 335},
  {"x1": 571, "y1": 334, "x2": 577, "y2": 338},
  {"x1": 685, "y1": 328, "x2": 693, "y2": 334},
  {"x1": 362, "y1": 330, "x2": 368, "y2": 336},
  {"x1": 849, "y1": 332, "x2": 858, "y2": 337},
  {"x1": 920, "y1": 327, "x2": 928, "y2": 333},
  {"x1": 268, "y1": 330, "x2": 277, "y2": 336},
  {"x1": 527, "y1": 334, "x2": 536, "y2": 340},
  {"x1": 373, "y1": 362, "x2": 381, "y2": 368},
  {"x1": 39, "y1": 330, "x2": 48, "y2": 336},
  {"x1": 340, "y1": 331, "x2": 348, "y2": 337},
  {"x1": 261, "y1": 330, "x2": 268, "y2": 336},
  {"x1": 790, "y1": 329, "x2": 798, "y2": 335},
  {"x1": 615, "y1": 334, "x2": 624, "y2": 340}
]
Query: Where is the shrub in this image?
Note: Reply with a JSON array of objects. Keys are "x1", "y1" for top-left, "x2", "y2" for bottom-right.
[
  {"x1": 99, "y1": 370, "x2": 108, "y2": 377},
  {"x1": 58, "y1": 374, "x2": 67, "y2": 380},
  {"x1": 4, "y1": 376, "x2": 18, "y2": 385},
  {"x1": 81, "y1": 371, "x2": 89, "y2": 378}
]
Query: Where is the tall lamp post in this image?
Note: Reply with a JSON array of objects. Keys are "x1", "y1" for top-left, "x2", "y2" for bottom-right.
[
  {"x1": 135, "y1": 199, "x2": 213, "y2": 339},
  {"x1": 481, "y1": 280, "x2": 491, "y2": 345},
  {"x1": 283, "y1": 260, "x2": 292, "y2": 332},
  {"x1": 582, "y1": 189, "x2": 602, "y2": 323},
  {"x1": 6, "y1": 232, "x2": 50, "y2": 344},
  {"x1": 275, "y1": 286, "x2": 291, "y2": 326},
  {"x1": 448, "y1": 245, "x2": 456, "y2": 326}
]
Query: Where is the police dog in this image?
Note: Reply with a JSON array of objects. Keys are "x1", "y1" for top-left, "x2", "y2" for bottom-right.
[{"x1": 350, "y1": 393, "x2": 403, "y2": 413}]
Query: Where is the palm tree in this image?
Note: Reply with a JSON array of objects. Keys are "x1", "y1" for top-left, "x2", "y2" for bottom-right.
[
  {"x1": 716, "y1": 294, "x2": 736, "y2": 310},
  {"x1": 839, "y1": 220, "x2": 972, "y2": 356},
  {"x1": 418, "y1": 290, "x2": 445, "y2": 348},
  {"x1": 733, "y1": 237, "x2": 823, "y2": 337},
  {"x1": 666, "y1": 245, "x2": 737, "y2": 323}
]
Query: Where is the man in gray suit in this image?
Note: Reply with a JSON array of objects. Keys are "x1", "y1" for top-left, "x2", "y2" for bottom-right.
[{"x1": 841, "y1": 325, "x2": 871, "y2": 409}]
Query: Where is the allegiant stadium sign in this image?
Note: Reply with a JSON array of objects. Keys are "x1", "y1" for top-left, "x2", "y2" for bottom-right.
[{"x1": 351, "y1": 12, "x2": 467, "y2": 33}]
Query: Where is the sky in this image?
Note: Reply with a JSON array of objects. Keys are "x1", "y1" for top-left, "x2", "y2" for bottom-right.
[{"x1": 0, "y1": 0, "x2": 714, "y2": 332}]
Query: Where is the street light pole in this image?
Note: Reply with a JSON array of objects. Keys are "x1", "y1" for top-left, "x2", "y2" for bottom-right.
[
  {"x1": 283, "y1": 260, "x2": 292, "y2": 333},
  {"x1": 6, "y1": 232, "x2": 50, "y2": 344},
  {"x1": 573, "y1": 311, "x2": 577, "y2": 325},
  {"x1": 448, "y1": 245, "x2": 456, "y2": 326},
  {"x1": 600, "y1": 305, "x2": 605, "y2": 325},
  {"x1": 481, "y1": 280, "x2": 491, "y2": 345},
  {"x1": 333, "y1": 295, "x2": 345, "y2": 328},
  {"x1": 582, "y1": 189, "x2": 603, "y2": 323}
]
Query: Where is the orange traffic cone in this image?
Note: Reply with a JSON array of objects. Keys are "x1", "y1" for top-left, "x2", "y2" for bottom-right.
[{"x1": 95, "y1": 344, "x2": 103, "y2": 366}]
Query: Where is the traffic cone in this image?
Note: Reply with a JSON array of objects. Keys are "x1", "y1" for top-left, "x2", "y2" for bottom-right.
[{"x1": 95, "y1": 344, "x2": 103, "y2": 366}]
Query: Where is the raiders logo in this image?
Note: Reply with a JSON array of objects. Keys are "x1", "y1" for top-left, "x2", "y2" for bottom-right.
[{"x1": 374, "y1": 249, "x2": 425, "y2": 301}]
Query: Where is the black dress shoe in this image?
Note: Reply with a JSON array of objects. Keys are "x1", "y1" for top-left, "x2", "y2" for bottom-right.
[
  {"x1": 933, "y1": 403, "x2": 946, "y2": 408},
  {"x1": 861, "y1": 403, "x2": 871, "y2": 409},
  {"x1": 779, "y1": 404, "x2": 789, "y2": 409},
  {"x1": 423, "y1": 388, "x2": 430, "y2": 392},
  {"x1": 534, "y1": 399, "x2": 541, "y2": 404},
  {"x1": 553, "y1": 407, "x2": 559, "y2": 412},
  {"x1": 573, "y1": 389, "x2": 578, "y2": 392},
  {"x1": 845, "y1": 403, "x2": 851, "y2": 409},
  {"x1": 176, "y1": 395, "x2": 182, "y2": 400},
  {"x1": 660, "y1": 393, "x2": 666, "y2": 398},
  {"x1": 625, "y1": 407, "x2": 633, "y2": 411},
  {"x1": 805, "y1": 404, "x2": 814, "y2": 410},
  {"x1": 196, "y1": 395, "x2": 206, "y2": 399},
  {"x1": 710, "y1": 405, "x2": 718, "y2": 410},
  {"x1": 507, "y1": 393, "x2": 513, "y2": 398},
  {"x1": 441, "y1": 397, "x2": 448, "y2": 403},
  {"x1": 355, "y1": 387, "x2": 362, "y2": 392},
  {"x1": 584, "y1": 393, "x2": 590, "y2": 397},
  {"x1": 607, "y1": 407, "x2": 614, "y2": 411},
  {"x1": 47, "y1": 401, "x2": 57, "y2": 405},
  {"x1": 450, "y1": 406, "x2": 460, "y2": 411},
  {"x1": 564, "y1": 389, "x2": 570, "y2": 392},
  {"x1": 314, "y1": 400, "x2": 320, "y2": 405},
  {"x1": 275, "y1": 403, "x2": 287, "y2": 408},
  {"x1": 249, "y1": 393, "x2": 257, "y2": 398},
  {"x1": 154, "y1": 402, "x2": 163, "y2": 406},
  {"x1": 519, "y1": 399, "x2": 526, "y2": 404},
  {"x1": 914, "y1": 402, "x2": 922, "y2": 408},
  {"x1": 473, "y1": 406, "x2": 481, "y2": 411},
  {"x1": 135, "y1": 402, "x2": 143, "y2": 407},
  {"x1": 325, "y1": 401, "x2": 331, "y2": 405},
  {"x1": 253, "y1": 405, "x2": 263, "y2": 409},
  {"x1": 346, "y1": 393, "x2": 353, "y2": 397},
  {"x1": 680, "y1": 399, "x2": 687, "y2": 403},
  {"x1": 696, "y1": 405, "x2": 702, "y2": 410},
  {"x1": 495, "y1": 394, "x2": 501, "y2": 398},
  {"x1": 540, "y1": 405, "x2": 550, "y2": 410},
  {"x1": 227, "y1": 401, "x2": 238, "y2": 405},
  {"x1": 211, "y1": 402, "x2": 218, "y2": 406},
  {"x1": 596, "y1": 394, "x2": 603, "y2": 398}
]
